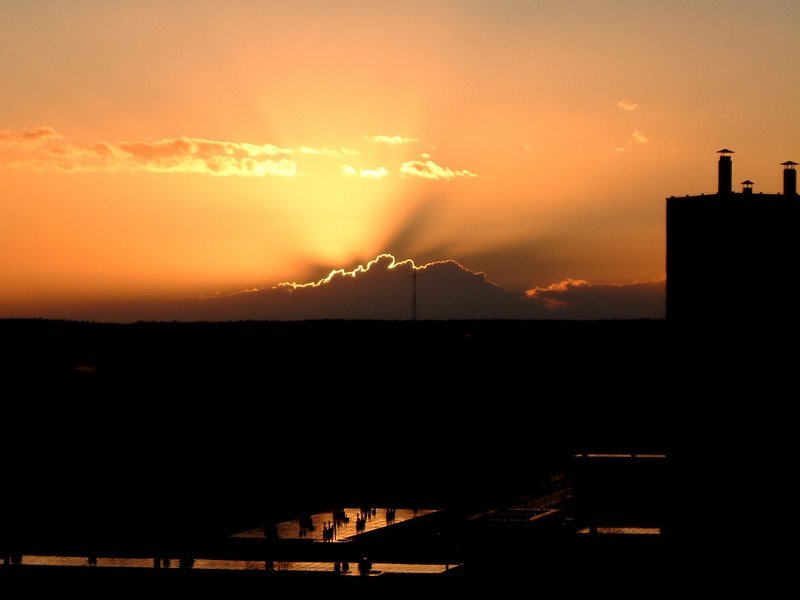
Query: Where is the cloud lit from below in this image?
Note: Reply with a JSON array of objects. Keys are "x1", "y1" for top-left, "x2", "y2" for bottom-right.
[
  {"x1": 3, "y1": 133, "x2": 307, "y2": 177},
  {"x1": 527, "y1": 277, "x2": 665, "y2": 319},
  {"x1": 342, "y1": 165, "x2": 389, "y2": 179},
  {"x1": 0, "y1": 126, "x2": 61, "y2": 147},
  {"x1": 0, "y1": 130, "x2": 387, "y2": 177},
  {"x1": 364, "y1": 135, "x2": 419, "y2": 146},
  {"x1": 1, "y1": 128, "x2": 478, "y2": 182},
  {"x1": 399, "y1": 160, "x2": 477, "y2": 181}
]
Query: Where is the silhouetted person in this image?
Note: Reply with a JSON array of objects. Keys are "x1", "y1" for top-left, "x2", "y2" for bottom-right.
[
  {"x1": 299, "y1": 514, "x2": 313, "y2": 531},
  {"x1": 358, "y1": 555, "x2": 372, "y2": 576},
  {"x1": 265, "y1": 522, "x2": 278, "y2": 538}
]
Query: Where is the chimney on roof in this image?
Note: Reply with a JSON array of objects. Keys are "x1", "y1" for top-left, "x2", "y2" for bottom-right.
[
  {"x1": 717, "y1": 149, "x2": 734, "y2": 195},
  {"x1": 782, "y1": 161, "x2": 798, "y2": 196},
  {"x1": 741, "y1": 180, "x2": 754, "y2": 195}
]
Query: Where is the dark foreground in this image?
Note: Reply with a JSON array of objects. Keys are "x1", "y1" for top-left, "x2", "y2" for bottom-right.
[{"x1": 0, "y1": 318, "x2": 783, "y2": 583}]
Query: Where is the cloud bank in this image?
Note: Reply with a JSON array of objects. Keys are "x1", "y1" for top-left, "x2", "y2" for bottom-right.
[
  {"x1": 2, "y1": 126, "x2": 477, "y2": 180},
  {"x1": 2, "y1": 133, "x2": 327, "y2": 177},
  {"x1": 14, "y1": 254, "x2": 664, "y2": 322},
  {"x1": 180, "y1": 254, "x2": 664, "y2": 321},
  {"x1": 110, "y1": 137, "x2": 300, "y2": 176},
  {"x1": 526, "y1": 277, "x2": 665, "y2": 319}
]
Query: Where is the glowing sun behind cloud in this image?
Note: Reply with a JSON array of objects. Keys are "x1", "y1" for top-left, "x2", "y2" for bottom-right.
[{"x1": 0, "y1": 1, "x2": 798, "y2": 319}]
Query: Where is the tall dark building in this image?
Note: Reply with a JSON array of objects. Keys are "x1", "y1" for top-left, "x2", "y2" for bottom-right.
[{"x1": 666, "y1": 150, "x2": 799, "y2": 321}]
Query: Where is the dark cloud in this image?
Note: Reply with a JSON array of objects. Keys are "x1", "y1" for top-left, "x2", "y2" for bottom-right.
[
  {"x1": 187, "y1": 255, "x2": 664, "y2": 321},
  {"x1": 527, "y1": 278, "x2": 665, "y2": 319},
  {"x1": 195, "y1": 254, "x2": 530, "y2": 321},
  {"x1": 13, "y1": 255, "x2": 664, "y2": 322}
]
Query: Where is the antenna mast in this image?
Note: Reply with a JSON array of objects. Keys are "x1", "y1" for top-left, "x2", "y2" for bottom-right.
[{"x1": 411, "y1": 271, "x2": 417, "y2": 321}]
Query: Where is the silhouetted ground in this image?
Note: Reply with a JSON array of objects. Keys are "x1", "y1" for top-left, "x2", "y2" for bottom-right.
[{"x1": 1, "y1": 318, "x2": 781, "y2": 582}]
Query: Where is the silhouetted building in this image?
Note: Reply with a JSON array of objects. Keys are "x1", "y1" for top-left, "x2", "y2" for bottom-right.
[
  {"x1": 572, "y1": 451, "x2": 671, "y2": 534},
  {"x1": 666, "y1": 150, "x2": 799, "y2": 321}
]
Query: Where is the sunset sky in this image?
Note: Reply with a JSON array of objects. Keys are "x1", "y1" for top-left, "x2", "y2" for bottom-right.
[{"x1": 1, "y1": 1, "x2": 798, "y2": 320}]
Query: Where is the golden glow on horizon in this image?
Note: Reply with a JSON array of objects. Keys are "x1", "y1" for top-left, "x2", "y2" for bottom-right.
[{"x1": 0, "y1": 1, "x2": 798, "y2": 317}]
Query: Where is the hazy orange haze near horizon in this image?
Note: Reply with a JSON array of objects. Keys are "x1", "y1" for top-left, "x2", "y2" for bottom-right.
[{"x1": 1, "y1": 1, "x2": 798, "y2": 318}]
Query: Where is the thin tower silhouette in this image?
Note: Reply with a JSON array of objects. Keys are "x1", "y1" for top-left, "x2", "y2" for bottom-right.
[{"x1": 408, "y1": 271, "x2": 420, "y2": 321}]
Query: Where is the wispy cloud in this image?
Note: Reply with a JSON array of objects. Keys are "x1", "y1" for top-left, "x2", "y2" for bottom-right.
[
  {"x1": 2, "y1": 127, "x2": 475, "y2": 181},
  {"x1": 364, "y1": 134, "x2": 419, "y2": 146},
  {"x1": 399, "y1": 160, "x2": 477, "y2": 181},
  {"x1": 360, "y1": 166, "x2": 389, "y2": 179},
  {"x1": 9, "y1": 136, "x2": 299, "y2": 177},
  {"x1": 113, "y1": 137, "x2": 300, "y2": 176},
  {"x1": 630, "y1": 130, "x2": 648, "y2": 144},
  {"x1": 0, "y1": 131, "x2": 369, "y2": 177},
  {"x1": 0, "y1": 126, "x2": 61, "y2": 147},
  {"x1": 617, "y1": 100, "x2": 639, "y2": 111},
  {"x1": 615, "y1": 130, "x2": 649, "y2": 153},
  {"x1": 297, "y1": 146, "x2": 359, "y2": 159},
  {"x1": 342, "y1": 165, "x2": 389, "y2": 179}
]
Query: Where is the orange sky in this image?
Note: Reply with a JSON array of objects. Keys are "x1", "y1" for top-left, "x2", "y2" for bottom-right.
[{"x1": 1, "y1": 1, "x2": 798, "y2": 318}]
